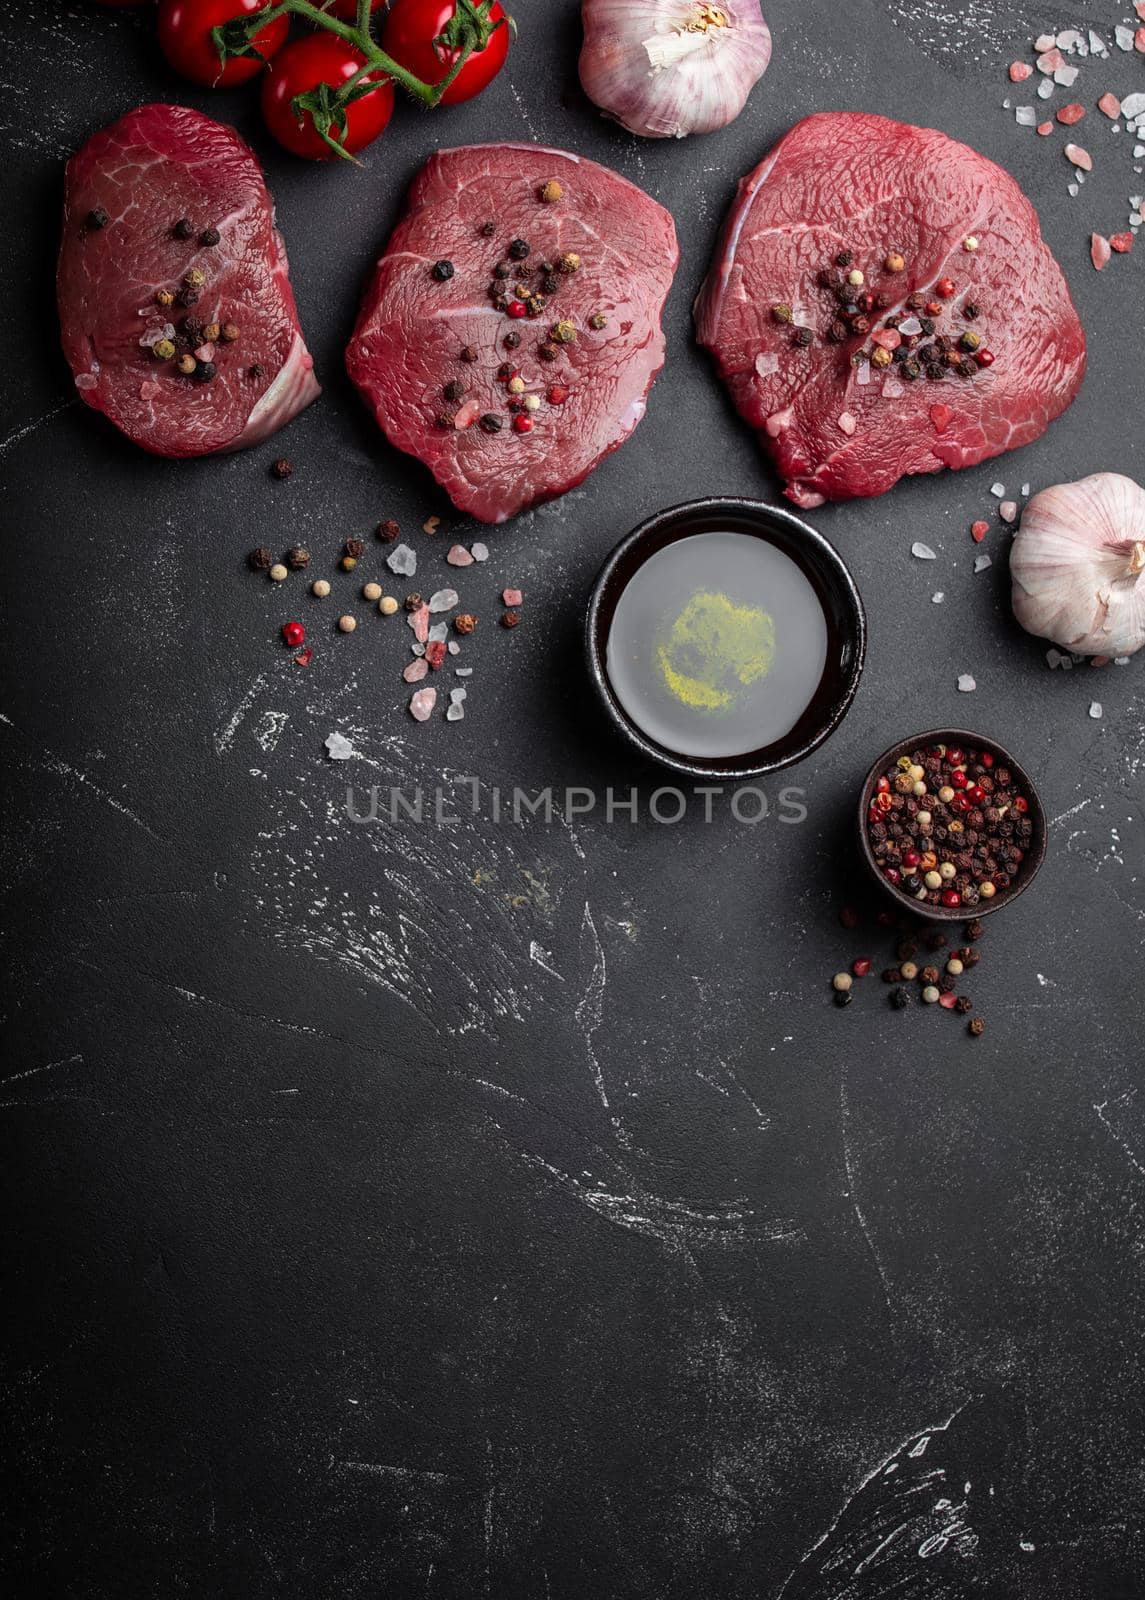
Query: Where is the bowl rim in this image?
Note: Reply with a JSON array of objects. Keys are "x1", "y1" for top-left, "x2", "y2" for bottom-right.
[
  {"x1": 584, "y1": 496, "x2": 867, "y2": 781},
  {"x1": 857, "y1": 727, "x2": 1048, "y2": 922}
]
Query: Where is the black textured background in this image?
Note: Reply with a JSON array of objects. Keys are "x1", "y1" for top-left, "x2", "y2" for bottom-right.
[{"x1": 3, "y1": 2, "x2": 1144, "y2": 1596}]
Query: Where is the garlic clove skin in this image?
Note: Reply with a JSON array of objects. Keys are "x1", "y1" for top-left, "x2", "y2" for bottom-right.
[
  {"x1": 1011, "y1": 471, "x2": 1145, "y2": 657},
  {"x1": 580, "y1": 0, "x2": 772, "y2": 140}
]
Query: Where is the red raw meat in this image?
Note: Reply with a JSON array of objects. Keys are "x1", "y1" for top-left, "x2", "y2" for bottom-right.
[
  {"x1": 346, "y1": 144, "x2": 677, "y2": 524},
  {"x1": 58, "y1": 104, "x2": 319, "y2": 457},
  {"x1": 694, "y1": 113, "x2": 1086, "y2": 509}
]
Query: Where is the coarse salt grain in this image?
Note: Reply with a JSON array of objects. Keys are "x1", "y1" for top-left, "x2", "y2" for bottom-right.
[
  {"x1": 1037, "y1": 47, "x2": 1063, "y2": 72},
  {"x1": 1099, "y1": 92, "x2": 1122, "y2": 119},
  {"x1": 958, "y1": 675, "x2": 977, "y2": 692},
  {"x1": 428, "y1": 588, "x2": 459, "y2": 612},
  {"x1": 325, "y1": 732, "x2": 355, "y2": 761},
  {"x1": 387, "y1": 543, "x2": 417, "y2": 576},
  {"x1": 1111, "y1": 233, "x2": 1135, "y2": 252},
  {"x1": 503, "y1": 588, "x2": 523, "y2": 606},
  {"x1": 991, "y1": 482, "x2": 1006, "y2": 497},
  {"x1": 999, "y1": 501, "x2": 1018, "y2": 523},
  {"x1": 1038, "y1": 121, "x2": 1054, "y2": 136},
  {"x1": 409, "y1": 603, "x2": 430, "y2": 643},
  {"x1": 1122, "y1": 93, "x2": 1145, "y2": 119},
  {"x1": 971, "y1": 521, "x2": 990, "y2": 542},
  {"x1": 755, "y1": 352, "x2": 779, "y2": 377},
  {"x1": 1091, "y1": 232, "x2": 1112, "y2": 269},
  {"x1": 427, "y1": 622, "x2": 448, "y2": 643},
  {"x1": 1016, "y1": 106, "x2": 1038, "y2": 126},
  {"x1": 1065, "y1": 143, "x2": 1092, "y2": 169},
  {"x1": 409, "y1": 688, "x2": 437, "y2": 722},
  {"x1": 1038, "y1": 79, "x2": 1055, "y2": 100},
  {"x1": 1115, "y1": 26, "x2": 1135, "y2": 51},
  {"x1": 1010, "y1": 61, "x2": 1033, "y2": 81},
  {"x1": 471, "y1": 543, "x2": 489, "y2": 562},
  {"x1": 974, "y1": 554, "x2": 993, "y2": 573},
  {"x1": 1089, "y1": 701, "x2": 1103, "y2": 719},
  {"x1": 932, "y1": 592, "x2": 944, "y2": 604},
  {"x1": 911, "y1": 541, "x2": 937, "y2": 560},
  {"x1": 838, "y1": 412, "x2": 857, "y2": 436},
  {"x1": 1057, "y1": 103, "x2": 1085, "y2": 124},
  {"x1": 1034, "y1": 34, "x2": 1056, "y2": 53},
  {"x1": 898, "y1": 316, "x2": 923, "y2": 336},
  {"x1": 446, "y1": 544, "x2": 474, "y2": 566},
  {"x1": 1054, "y1": 65, "x2": 1079, "y2": 86},
  {"x1": 403, "y1": 659, "x2": 429, "y2": 683}
]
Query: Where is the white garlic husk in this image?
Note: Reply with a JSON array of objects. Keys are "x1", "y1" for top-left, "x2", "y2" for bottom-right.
[
  {"x1": 1011, "y1": 472, "x2": 1145, "y2": 657},
  {"x1": 579, "y1": 0, "x2": 772, "y2": 140}
]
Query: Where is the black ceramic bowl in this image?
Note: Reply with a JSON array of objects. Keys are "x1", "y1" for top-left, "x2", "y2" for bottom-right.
[
  {"x1": 857, "y1": 729, "x2": 1048, "y2": 923},
  {"x1": 585, "y1": 498, "x2": 866, "y2": 780}
]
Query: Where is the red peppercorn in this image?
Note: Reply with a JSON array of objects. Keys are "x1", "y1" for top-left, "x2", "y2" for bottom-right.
[
  {"x1": 884, "y1": 867, "x2": 901, "y2": 885},
  {"x1": 513, "y1": 414, "x2": 534, "y2": 433},
  {"x1": 876, "y1": 775, "x2": 890, "y2": 793},
  {"x1": 950, "y1": 794, "x2": 970, "y2": 813},
  {"x1": 975, "y1": 349, "x2": 995, "y2": 367},
  {"x1": 282, "y1": 621, "x2": 305, "y2": 648},
  {"x1": 980, "y1": 752, "x2": 994, "y2": 767},
  {"x1": 852, "y1": 958, "x2": 872, "y2": 978},
  {"x1": 936, "y1": 278, "x2": 955, "y2": 298},
  {"x1": 507, "y1": 300, "x2": 528, "y2": 319},
  {"x1": 925, "y1": 301, "x2": 943, "y2": 317},
  {"x1": 967, "y1": 784, "x2": 986, "y2": 804},
  {"x1": 547, "y1": 385, "x2": 569, "y2": 405},
  {"x1": 946, "y1": 747, "x2": 965, "y2": 766},
  {"x1": 902, "y1": 849, "x2": 921, "y2": 868},
  {"x1": 950, "y1": 769, "x2": 968, "y2": 789},
  {"x1": 941, "y1": 888, "x2": 961, "y2": 907}
]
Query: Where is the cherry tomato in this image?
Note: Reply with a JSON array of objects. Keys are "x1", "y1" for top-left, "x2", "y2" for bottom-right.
[
  {"x1": 260, "y1": 34, "x2": 394, "y2": 160},
  {"x1": 381, "y1": 0, "x2": 510, "y2": 106},
  {"x1": 157, "y1": 0, "x2": 288, "y2": 87}
]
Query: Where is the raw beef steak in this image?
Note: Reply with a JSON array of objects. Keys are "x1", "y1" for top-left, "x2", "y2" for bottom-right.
[
  {"x1": 695, "y1": 113, "x2": 1086, "y2": 508},
  {"x1": 58, "y1": 104, "x2": 319, "y2": 457},
  {"x1": 346, "y1": 144, "x2": 678, "y2": 524}
]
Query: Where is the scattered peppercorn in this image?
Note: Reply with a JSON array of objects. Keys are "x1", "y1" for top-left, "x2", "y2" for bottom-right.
[
  {"x1": 552, "y1": 320, "x2": 577, "y2": 344},
  {"x1": 363, "y1": 582, "x2": 382, "y2": 602},
  {"x1": 248, "y1": 363, "x2": 264, "y2": 380},
  {"x1": 432, "y1": 260, "x2": 455, "y2": 281},
  {"x1": 283, "y1": 546, "x2": 309, "y2": 571},
  {"x1": 539, "y1": 180, "x2": 563, "y2": 203},
  {"x1": 282, "y1": 621, "x2": 306, "y2": 648},
  {"x1": 508, "y1": 238, "x2": 530, "y2": 260},
  {"x1": 202, "y1": 321, "x2": 221, "y2": 343},
  {"x1": 193, "y1": 360, "x2": 216, "y2": 383},
  {"x1": 890, "y1": 987, "x2": 911, "y2": 1009},
  {"x1": 963, "y1": 301, "x2": 980, "y2": 320},
  {"x1": 312, "y1": 579, "x2": 331, "y2": 598},
  {"x1": 249, "y1": 546, "x2": 274, "y2": 571},
  {"x1": 200, "y1": 226, "x2": 221, "y2": 246},
  {"x1": 338, "y1": 615, "x2": 357, "y2": 634},
  {"x1": 268, "y1": 563, "x2": 288, "y2": 582},
  {"x1": 557, "y1": 252, "x2": 581, "y2": 274},
  {"x1": 176, "y1": 288, "x2": 199, "y2": 308},
  {"x1": 956, "y1": 996, "x2": 973, "y2": 1014},
  {"x1": 379, "y1": 596, "x2": 399, "y2": 615},
  {"x1": 503, "y1": 331, "x2": 521, "y2": 349},
  {"x1": 501, "y1": 609, "x2": 520, "y2": 628},
  {"x1": 835, "y1": 250, "x2": 854, "y2": 267},
  {"x1": 87, "y1": 207, "x2": 110, "y2": 230},
  {"x1": 454, "y1": 613, "x2": 477, "y2": 635},
  {"x1": 404, "y1": 593, "x2": 423, "y2": 611},
  {"x1": 443, "y1": 379, "x2": 466, "y2": 403},
  {"x1": 219, "y1": 322, "x2": 240, "y2": 343},
  {"x1": 152, "y1": 338, "x2": 176, "y2": 361},
  {"x1": 793, "y1": 328, "x2": 814, "y2": 348},
  {"x1": 537, "y1": 343, "x2": 558, "y2": 362},
  {"x1": 341, "y1": 556, "x2": 358, "y2": 572},
  {"x1": 968, "y1": 1017, "x2": 986, "y2": 1037},
  {"x1": 270, "y1": 458, "x2": 293, "y2": 480},
  {"x1": 341, "y1": 538, "x2": 364, "y2": 561},
  {"x1": 172, "y1": 217, "x2": 194, "y2": 240},
  {"x1": 959, "y1": 330, "x2": 982, "y2": 353},
  {"x1": 377, "y1": 519, "x2": 400, "y2": 541},
  {"x1": 176, "y1": 353, "x2": 197, "y2": 375},
  {"x1": 884, "y1": 250, "x2": 906, "y2": 272},
  {"x1": 492, "y1": 262, "x2": 511, "y2": 280},
  {"x1": 154, "y1": 288, "x2": 175, "y2": 308},
  {"x1": 589, "y1": 313, "x2": 608, "y2": 330},
  {"x1": 479, "y1": 219, "x2": 496, "y2": 237},
  {"x1": 479, "y1": 413, "x2": 504, "y2": 434}
]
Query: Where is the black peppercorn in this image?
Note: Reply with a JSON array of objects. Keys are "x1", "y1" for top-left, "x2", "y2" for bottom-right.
[
  {"x1": 503, "y1": 331, "x2": 521, "y2": 349},
  {"x1": 404, "y1": 593, "x2": 422, "y2": 611},
  {"x1": 87, "y1": 207, "x2": 109, "y2": 230},
  {"x1": 968, "y1": 1017, "x2": 986, "y2": 1037},
  {"x1": 793, "y1": 327, "x2": 814, "y2": 347},
  {"x1": 826, "y1": 321, "x2": 849, "y2": 344},
  {"x1": 435, "y1": 410, "x2": 454, "y2": 430},
  {"x1": 377, "y1": 519, "x2": 400, "y2": 541},
  {"x1": 957, "y1": 358, "x2": 978, "y2": 378},
  {"x1": 493, "y1": 261, "x2": 511, "y2": 280},
  {"x1": 497, "y1": 362, "x2": 515, "y2": 379},
  {"x1": 200, "y1": 226, "x2": 221, "y2": 246},
  {"x1": 478, "y1": 219, "x2": 496, "y2": 237},
  {"x1": 925, "y1": 930, "x2": 947, "y2": 951},
  {"x1": 285, "y1": 546, "x2": 311, "y2": 570},
  {"x1": 852, "y1": 315, "x2": 871, "y2": 335},
  {"x1": 249, "y1": 546, "x2": 274, "y2": 571},
  {"x1": 479, "y1": 413, "x2": 503, "y2": 433},
  {"x1": 963, "y1": 301, "x2": 981, "y2": 320},
  {"x1": 542, "y1": 274, "x2": 560, "y2": 295},
  {"x1": 890, "y1": 987, "x2": 911, "y2": 1009},
  {"x1": 902, "y1": 359, "x2": 921, "y2": 381},
  {"x1": 834, "y1": 989, "x2": 854, "y2": 1008},
  {"x1": 192, "y1": 360, "x2": 216, "y2": 382},
  {"x1": 508, "y1": 238, "x2": 530, "y2": 260},
  {"x1": 270, "y1": 457, "x2": 293, "y2": 480},
  {"x1": 965, "y1": 919, "x2": 984, "y2": 940},
  {"x1": 921, "y1": 965, "x2": 940, "y2": 986},
  {"x1": 956, "y1": 996, "x2": 973, "y2": 1014},
  {"x1": 459, "y1": 345, "x2": 478, "y2": 363},
  {"x1": 537, "y1": 343, "x2": 558, "y2": 363},
  {"x1": 835, "y1": 250, "x2": 854, "y2": 267},
  {"x1": 248, "y1": 363, "x2": 264, "y2": 380},
  {"x1": 443, "y1": 379, "x2": 466, "y2": 403},
  {"x1": 172, "y1": 217, "x2": 194, "y2": 240},
  {"x1": 432, "y1": 260, "x2": 455, "y2": 281},
  {"x1": 176, "y1": 288, "x2": 199, "y2": 307}
]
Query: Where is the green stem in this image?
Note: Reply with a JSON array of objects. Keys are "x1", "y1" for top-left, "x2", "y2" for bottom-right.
[{"x1": 246, "y1": 0, "x2": 477, "y2": 107}]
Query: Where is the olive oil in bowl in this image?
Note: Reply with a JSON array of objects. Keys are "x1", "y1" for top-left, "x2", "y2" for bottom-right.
[{"x1": 587, "y1": 500, "x2": 865, "y2": 778}]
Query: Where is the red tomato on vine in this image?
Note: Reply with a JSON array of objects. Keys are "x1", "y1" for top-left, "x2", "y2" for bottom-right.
[
  {"x1": 260, "y1": 34, "x2": 395, "y2": 160},
  {"x1": 381, "y1": 0, "x2": 512, "y2": 105},
  {"x1": 157, "y1": 0, "x2": 289, "y2": 88}
]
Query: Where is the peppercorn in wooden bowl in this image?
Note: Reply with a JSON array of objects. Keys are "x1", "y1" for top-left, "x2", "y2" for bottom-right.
[{"x1": 858, "y1": 730, "x2": 1047, "y2": 922}]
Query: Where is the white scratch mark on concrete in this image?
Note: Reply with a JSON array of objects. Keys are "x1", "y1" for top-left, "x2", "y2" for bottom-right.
[
  {"x1": 1095, "y1": 1094, "x2": 1145, "y2": 1184},
  {"x1": 0, "y1": 398, "x2": 76, "y2": 456},
  {"x1": 215, "y1": 673, "x2": 268, "y2": 755},
  {"x1": 528, "y1": 941, "x2": 563, "y2": 980},
  {"x1": 0, "y1": 1053, "x2": 83, "y2": 1087},
  {"x1": 0, "y1": 712, "x2": 161, "y2": 841},
  {"x1": 840, "y1": 1060, "x2": 894, "y2": 1314}
]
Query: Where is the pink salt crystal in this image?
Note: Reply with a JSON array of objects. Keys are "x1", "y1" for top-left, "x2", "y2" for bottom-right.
[
  {"x1": 1137, "y1": 2, "x2": 1145, "y2": 19},
  {"x1": 871, "y1": 327, "x2": 902, "y2": 350},
  {"x1": 1056, "y1": 103, "x2": 1085, "y2": 124},
  {"x1": 1111, "y1": 232, "x2": 1135, "y2": 253},
  {"x1": 929, "y1": 404, "x2": 953, "y2": 433},
  {"x1": 194, "y1": 343, "x2": 215, "y2": 363},
  {"x1": 446, "y1": 544, "x2": 474, "y2": 566},
  {"x1": 409, "y1": 602, "x2": 430, "y2": 643},
  {"x1": 1137, "y1": 26, "x2": 1145, "y2": 51},
  {"x1": 765, "y1": 408, "x2": 793, "y2": 437},
  {"x1": 409, "y1": 687, "x2": 437, "y2": 722},
  {"x1": 403, "y1": 658, "x2": 429, "y2": 683},
  {"x1": 1098, "y1": 92, "x2": 1122, "y2": 118},
  {"x1": 1064, "y1": 143, "x2": 1093, "y2": 170},
  {"x1": 1037, "y1": 122, "x2": 1054, "y2": 136},
  {"x1": 1009, "y1": 61, "x2": 1034, "y2": 81},
  {"x1": 1091, "y1": 232, "x2": 1112, "y2": 270},
  {"x1": 838, "y1": 412, "x2": 856, "y2": 436},
  {"x1": 1036, "y1": 47, "x2": 1064, "y2": 72},
  {"x1": 999, "y1": 500, "x2": 1018, "y2": 524},
  {"x1": 139, "y1": 380, "x2": 161, "y2": 400},
  {"x1": 453, "y1": 399, "x2": 481, "y2": 430},
  {"x1": 882, "y1": 376, "x2": 904, "y2": 400},
  {"x1": 502, "y1": 588, "x2": 523, "y2": 606},
  {"x1": 1034, "y1": 32, "x2": 1056, "y2": 51},
  {"x1": 425, "y1": 640, "x2": 446, "y2": 670}
]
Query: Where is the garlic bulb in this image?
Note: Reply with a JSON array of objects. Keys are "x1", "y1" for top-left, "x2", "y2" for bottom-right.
[
  {"x1": 580, "y1": 0, "x2": 772, "y2": 140},
  {"x1": 1011, "y1": 472, "x2": 1145, "y2": 657}
]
